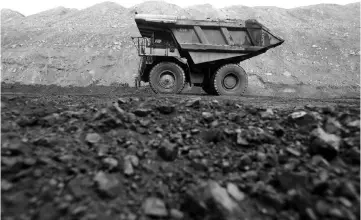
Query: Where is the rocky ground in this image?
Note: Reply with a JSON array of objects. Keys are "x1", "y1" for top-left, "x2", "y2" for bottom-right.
[{"x1": 1, "y1": 86, "x2": 360, "y2": 220}]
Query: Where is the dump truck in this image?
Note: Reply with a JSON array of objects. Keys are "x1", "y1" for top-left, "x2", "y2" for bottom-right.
[{"x1": 131, "y1": 14, "x2": 284, "y2": 95}]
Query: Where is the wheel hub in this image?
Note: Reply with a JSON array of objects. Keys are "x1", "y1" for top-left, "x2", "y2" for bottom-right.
[
  {"x1": 159, "y1": 71, "x2": 175, "y2": 89},
  {"x1": 223, "y1": 74, "x2": 237, "y2": 89}
]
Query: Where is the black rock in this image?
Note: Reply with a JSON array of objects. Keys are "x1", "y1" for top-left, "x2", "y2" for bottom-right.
[
  {"x1": 336, "y1": 181, "x2": 358, "y2": 200},
  {"x1": 239, "y1": 154, "x2": 252, "y2": 167},
  {"x1": 309, "y1": 127, "x2": 341, "y2": 160},
  {"x1": 157, "y1": 105, "x2": 176, "y2": 114},
  {"x1": 117, "y1": 98, "x2": 128, "y2": 104},
  {"x1": 85, "y1": 132, "x2": 101, "y2": 144},
  {"x1": 202, "y1": 112, "x2": 214, "y2": 123},
  {"x1": 181, "y1": 180, "x2": 245, "y2": 220},
  {"x1": 185, "y1": 98, "x2": 201, "y2": 108},
  {"x1": 202, "y1": 129, "x2": 224, "y2": 143},
  {"x1": 93, "y1": 171, "x2": 123, "y2": 198},
  {"x1": 323, "y1": 117, "x2": 342, "y2": 135},
  {"x1": 157, "y1": 139, "x2": 178, "y2": 161},
  {"x1": 253, "y1": 182, "x2": 285, "y2": 211},
  {"x1": 142, "y1": 197, "x2": 168, "y2": 217},
  {"x1": 67, "y1": 176, "x2": 92, "y2": 199},
  {"x1": 133, "y1": 108, "x2": 152, "y2": 117},
  {"x1": 277, "y1": 171, "x2": 310, "y2": 191},
  {"x1": 36, "y1": 203, "x2": 60, "y2": 220},
  {"x1": 288, "y1": 111, "x2": 318, "y2": 127}
]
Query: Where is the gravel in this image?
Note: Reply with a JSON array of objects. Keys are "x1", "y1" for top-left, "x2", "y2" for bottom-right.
[{"x1": 1, "y1": 90, "x2": 360, "y2": 220}]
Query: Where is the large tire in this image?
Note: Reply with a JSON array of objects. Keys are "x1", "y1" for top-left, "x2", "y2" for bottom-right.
[
  {"x1": 149, "y1": 62, "x2": 186, "y2": 94},
  {"x1": 212, "y1": 64, "x2": 248, "y2": 96}
]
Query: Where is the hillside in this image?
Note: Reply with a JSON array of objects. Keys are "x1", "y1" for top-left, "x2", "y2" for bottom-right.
[
  {"x1": 1, "y1": 1, "x2": 360, "y2": 90},
  {"x1": 1, "y1": 9, "x2": 24, "y2": 23}
]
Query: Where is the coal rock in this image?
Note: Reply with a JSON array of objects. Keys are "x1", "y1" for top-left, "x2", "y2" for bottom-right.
[
  {"x1": 185, "y1": 98, "x2": 201, "y2": 108},
  {"x1": 188, "y1": 149, "x2": 204, "y2": 158},
  {"x1": 286, "y1": 147, "x2": 301, "y2": 157},
  {"x1": 117, "y1": 98, "x2": 128, "y2": 104},
  {"x1": 347, "y1": 119, "x2": 360, "y2": 128},
  {"x1": 343, "y1": 147, "x2": 360, "y2": 164},
  {"x1": 133, "y1": 108, "x2": 152, "y2": 117},
  {"x1": 277, "y1": 171, "x2": 309, "y2": 191},
  {"x1": 202, "y1": 129, "x2": 224, "y2": 143},
  {"x1": 251, "y1": 182, "x2": 285, "y2": 210},
  {"x1": 85, "y1": 133, "x2": 101, "y2": 144},
  {"x1": 125, "y1": 155, "x2": 139, "y2": 167},
  {"x1": 288, "y1": 111, "x2": 318, "y2": 127},
  {"x1": 40, "y1": 113, "x2": 62, "y2": 126},
  {"x1": 202, "y1": 112, "x2": 214, "y2": 122},
  {"x1": 93, "y1": 171, "x2": 122, "y2": 198},
  {"x1": 191, "y1": 159, "x2": 208, "y2": 171},
  {"x1": 315, "y1": 200, "x2": 329, "y2": 216},
  {"x1": 239, "y1": 154, "x2": 252, "y2": 167},
  {"x1": 181, "y1": 180, "x2": 244, "y2": 220},
  {"x1": 228, "y1": 112, "x2": 238, "y2": 121},
  {"x1": 1, "y1": 134, "x2": 28, "y2": 155},
  {"x1": 329, "y1": 208, "x2": 345, "y2": 219},
  {"x1": 323, "y1": 117, "x2": 343, "y2": 135},
  {"x1": 142, "y1": 197, "x2": 168, "y2": 217},
  {"x1": 103, "y1": 157, "x2": 118, "y2": 169},
  {"x1": 2, "y1": 180, "x2": 13, "y2": 191},
  {"x1": 260, "y1": 108, "x2": 274, "y2": 119},
  {"x1": 241, "y1": 170, "x2": 258, "y2": 180},
  {"x1": 271, "y1": 122, "x2": 285, "y2": 137},
  {"x1": 139, "y1": 119, "x2": 151, "y2": 127},
  {"x1": 123, "y1": 157, "x2": 134, "y2": 176},
  {"x1": 311, "y1": 155, "x2": 330, "y2": 167},
  {"x1": 127, "y1": 112, "x2": 137, "y2": 122},
  {"x1": 37, "y1": 203, "x2": 60, "y2": 220},
  {"x1": 157, "y1": 139, "x2": 178, "y2": 161},
  {"x1": 228, "y1": 112, "x2": 246, "y2": 123},
  {"x1": 336, "y1": 181, "x2": 358, "y2": 200},
  {"x1": 170, "y1": 209, "x2": 184, "y2": 219},
  {"x1": 68, "y1": 176, "x2": 92, "y2": 199},
  {"x1": 309, "y1": 127, "x2": 341, "y2": 160},
  {"x1": 226, "y1": 183, "x2": 245, "y2": 202},
  {"x1": 339, "y1": 197, "x2": 353, "y2": 208},
  {"x1": 157, "y1": 105, "x2": 176, "y2": 114},
  {"x1": 256, "y1": 152, "x2": 267, "y2": 161},
  {"x1": 236, "y1": 129, "x2": 249, "y2": 146},
  {"x1": 190, "y1": 128, "x2": 200, "y2": 135}
]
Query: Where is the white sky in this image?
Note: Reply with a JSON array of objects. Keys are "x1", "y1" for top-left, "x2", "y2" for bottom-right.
[{"x1": 0, "y1": 0, "x2": 358, "y2": 16}]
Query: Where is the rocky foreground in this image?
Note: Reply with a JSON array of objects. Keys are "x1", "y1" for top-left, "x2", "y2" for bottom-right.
[{"x1": 1, "y1": 93, "x2": 360, "y2": 220}]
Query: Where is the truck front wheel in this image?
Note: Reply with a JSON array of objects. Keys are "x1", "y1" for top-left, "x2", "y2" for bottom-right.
[
  {"x1": 212, "y1": 64, "x2": 248, "y2": 96},
  {"x1": 149, "y1": 62, "x2": 186, "y2": 94}
]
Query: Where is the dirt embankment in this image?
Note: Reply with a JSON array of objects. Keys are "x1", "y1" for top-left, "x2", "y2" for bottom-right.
[{"x1": 1, "y1": 2, "x2": 360, "y2": 91}]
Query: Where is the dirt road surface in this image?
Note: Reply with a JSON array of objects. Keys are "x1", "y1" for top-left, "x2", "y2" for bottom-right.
[{"x1": 1, "y1": 85, "x2": 360, "y2": 220}]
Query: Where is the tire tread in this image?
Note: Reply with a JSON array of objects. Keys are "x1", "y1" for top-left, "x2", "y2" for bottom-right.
[
  {"x1": 149, "y1": 62, "x2": 186, "y2": 94},
  {"x1": 212, "y1": 64, "x2": 248, "y2": 96}
]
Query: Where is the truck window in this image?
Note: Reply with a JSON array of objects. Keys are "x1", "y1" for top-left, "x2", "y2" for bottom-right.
[{"x1": 152, "y1": 32, "x2": 175, "y2": 48}]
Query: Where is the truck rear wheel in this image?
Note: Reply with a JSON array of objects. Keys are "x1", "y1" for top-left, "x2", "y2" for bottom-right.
[
  {"x1": 212, "y1": 64, "x2": 248, "y2": 96},
  {"x1": 149, "y1": 62, "x2": 186, "y2": 94}
]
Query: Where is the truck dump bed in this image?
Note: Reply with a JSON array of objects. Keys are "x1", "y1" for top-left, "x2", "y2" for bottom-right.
[{"x1": 134, "y1": 14, "x2": 284, "y2": 64}]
